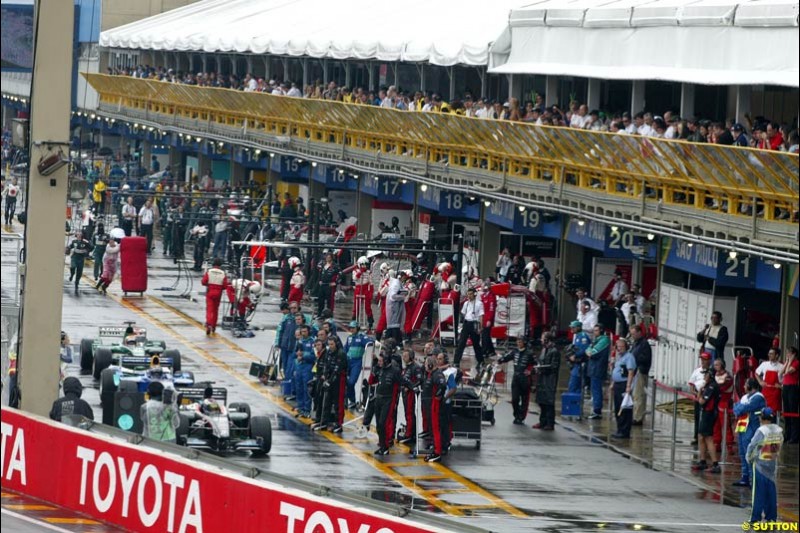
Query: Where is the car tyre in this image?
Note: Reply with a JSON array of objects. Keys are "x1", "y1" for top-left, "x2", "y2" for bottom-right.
[
  {"x1": 176, "y1": 414, "x2": 190, "y2": 445},
  {"x1": 93, "y1": 347, "x2": 113, "y2": 380},
  {"x1": 80, "y1": 338, "x2": 94, "y2": 373},
  {"x1": 163, "y1": 349, "x2": 181, "y2": 372},
  {"x1": 100, "y1": 367, "x2": 118, "y2": 425},
  {"x1": 249, "y1": 416, "x2": 272, "y2": 456}
]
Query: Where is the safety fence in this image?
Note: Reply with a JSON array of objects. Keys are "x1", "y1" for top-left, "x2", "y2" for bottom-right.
[
  {"x1": 0, "y1": 407, "x2": 469, "y2": 533},
  {"x1": 84, "y1": 74, "x2": 799, "y2": 223}
]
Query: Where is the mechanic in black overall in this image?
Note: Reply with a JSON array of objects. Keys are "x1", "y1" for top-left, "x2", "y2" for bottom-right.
[
  {"x1": 498, "y1": 336, "x2": 536, "y2": 424},
  {"x1": 372, "y1": 351, "x2": 401, "y2": 455},
  {"x1": 50, "y1": 377, "x2": 94, "y2": 422},
  {"x1": 320, "y1": 337, "x2": 348, "y2": 433},
  {"x1": 91, "y1": 223, "x2": 109, "y2": 281},
  {"x1": 317, "y1": 253, "x2": 340, "y2": 316},
  {"x1": 67, "y1": 230, "x2": 92, "y2": 292}
]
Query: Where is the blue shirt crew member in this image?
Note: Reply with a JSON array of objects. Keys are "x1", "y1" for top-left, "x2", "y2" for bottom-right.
[
  {"x1": 586, "y1": 325, "x2": 610, "y2": 418},
  {"x1": 746, "y1": 407, "x2": 783, "y2": 523},
  {"x1": 568, "y1": 321, "x2": 591, "y2": 394},
  {"x1": 610, "y1": 338, "x2": 637, "y2": 439},
  {"x1": 345, "y1": 320, "x2": 373, "y2": 408},
  {"x1": 732, "y1": 378, "x2": 767, "y2": 487},
  {"x1": 294, "y1": 328, "x2": 316, "y2": 417}
]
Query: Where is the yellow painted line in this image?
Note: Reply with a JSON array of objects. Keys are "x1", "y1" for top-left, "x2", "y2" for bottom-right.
[
  {"x1": 427, "y1": 462, "x2": 528, "y2": 518},
  {"x1": 383, "y1": 462, "x2": 423, "y2": 468},
  {"x1": 127, "y1": 293, "x2": 529, "y2": 519},
  {"x1": 423, "y1": 488, "x2": 474, "y2": 496},
  {"x1": 4, "y1": 504, "x2": 56, "y2": 511},
  {"x1": 780, "y1": 509, "x2": 799, "y2": 522},
  {"x1": 0, "y1": 492, "x2": 20, "y2": 498},
  {"x1": 448, "y1": 504, "x2": 497, "y2": 510},
  {"x1": 43, "y1": 518, "x2": 101, "y2": 525}
]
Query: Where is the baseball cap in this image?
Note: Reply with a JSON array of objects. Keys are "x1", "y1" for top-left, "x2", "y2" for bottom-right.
[
  {"x1": 570, "y1": 320, "x2": 583, "y2": 328},
  {"x1": 760, "y1": 407, "x2": 776, "y2": 421},
  {"x1": 700, "y1": 352, "x2": 712, "y2": 360},
  {"x1": 348, "y1": 320, "x2": 359, "y2": 328},
  {"x1": 732, "y1": 123, "x2": 745, "y2": 132}
]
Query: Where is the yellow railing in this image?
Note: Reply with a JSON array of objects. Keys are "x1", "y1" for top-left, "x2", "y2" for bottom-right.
[{"x1": 84, "y1": 74, "x2": 799, "y2": 222}]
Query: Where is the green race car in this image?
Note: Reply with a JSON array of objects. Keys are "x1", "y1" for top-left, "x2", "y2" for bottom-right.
[{"x1": 79, "y1": 322, "x2": 181, "y2": 379}]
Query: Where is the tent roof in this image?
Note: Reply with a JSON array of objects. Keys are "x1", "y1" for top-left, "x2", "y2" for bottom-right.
[
  {"x1": 489, "y1": 0, "x2": 799, "y2": 86},
  {"x1": 99, "y1": 0, "x2": 522, "y2": 67}
]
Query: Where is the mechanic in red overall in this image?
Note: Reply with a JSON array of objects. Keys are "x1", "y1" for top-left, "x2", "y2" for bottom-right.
[
  {"x1": 201, "y1": 257, "x2": 229, "y2": 335},
  {"x1": 480, "y1": 279, "x2": 497, "y2": 359},
  {"x1": 352, "y1": 256, "x2": 374, "y2": 331},
  {"x1": 374, "y1": 262, "x2": 390, "y2": 341},
  {"x1": 288, "y1": 256, "x2": 305, "y2": 304},
  {"x1": 713, "y1": 357, "x2": 735, "y2": 450}
]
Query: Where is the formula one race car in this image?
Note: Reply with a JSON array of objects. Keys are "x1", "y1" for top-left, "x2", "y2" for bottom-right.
[
  {"x1": 79, "y1": 322, "x2": 180, "y2": 379},
  {"x1": 98, "y1": 354, "x2": 194, "y2": 429},
  {"x1": 175, "y1": 387, "x2": 272, "y2": 456}
]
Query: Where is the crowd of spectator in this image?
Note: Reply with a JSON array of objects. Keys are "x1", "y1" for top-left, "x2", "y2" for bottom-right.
[{"x1": 110, "y1": 64, "x2": 799, "y2": 155}]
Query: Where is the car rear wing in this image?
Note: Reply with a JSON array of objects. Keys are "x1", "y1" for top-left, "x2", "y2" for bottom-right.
[
  {"x1": 99, "y1": 326, "x2": 147, "y2": 338},
  {"x1": 177, "y1": 387, "x2": 227, "y2": 406},
  {"x1": 120, "y1": 355, "x2": 173, "y2": 369}
]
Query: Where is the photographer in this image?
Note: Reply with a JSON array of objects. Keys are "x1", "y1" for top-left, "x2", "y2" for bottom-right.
[
  {"x1": 609, "y1": 338, "x2": 637, "y2": 439},
  {"x1": 140, "y1": 381, "x2": 179, "y2": 442}
]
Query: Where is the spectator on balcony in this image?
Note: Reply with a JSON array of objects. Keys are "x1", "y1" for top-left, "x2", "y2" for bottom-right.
[
  {"x1": 760, "y1": 122, "x2": 784, "y2": 151},
  {"x1": 507, "y1": 98, "x2": 522, "y2": 121},
  {"x1": 638, "y1": 112, "x2": 655, "y2": 136},
  {"x1": 474, "y1": 98, "x2": 491, "y2": 119},
  {"x1": 244, "y1": 73, "x2": 257, "y2": 92},
  {"x1": 621, "y1": 112, "x2": 635, "y2": 134},
  {"x1": 713, "y1": 122, "x2": 734, "y2": 145},
  {"x1": 731, "y1": 123, "x2": 749, "y2": 147},
  {"x1": 380, "y1": 86, "x2": 398, "y2": 109},
  {"x1": 664, "y1": 112, "x2": 679, "y2": 139},
  {"x1": 584, "y1": 110, "x2": 604, "y2": 131},
  {"x1": 287, "y1": 83, "x2": 302, "y2": 97},
  {"x1": 570, "y1": 104, "x2": 590, "y2": 128},
  {"x1": 786, "y1": 130, "x2": 799, "y2": 154}
]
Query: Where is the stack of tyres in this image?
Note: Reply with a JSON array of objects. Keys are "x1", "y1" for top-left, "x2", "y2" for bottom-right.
[{"x1": 120, "y1": 236, "x2": 148, "y2": 296}]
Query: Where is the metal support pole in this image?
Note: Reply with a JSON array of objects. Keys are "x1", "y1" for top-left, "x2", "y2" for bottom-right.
[
  {"x1": 670, "y1": 387, "x2": 680, "y2": 470},
  {"x1": 719, "y1": 408, "x2": 731, "y2": 465},
  {"x1": 17, "y1": 0, "x2": 75, "y2": 416},
  {"x1": 649, "y1": 377, "x2": 657, "y2": 434}
]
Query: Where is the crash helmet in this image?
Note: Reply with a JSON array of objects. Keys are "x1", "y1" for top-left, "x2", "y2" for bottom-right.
[
  {"x1": 124, "y1": 334, "x2": 138, "y2": 346},
  {"x1": 288, "y1": 256, "x2": 301, "y2": 269},
  {"x1": 416, "y1": 252, "x2": 425, "y2": 262},
  {"x1": 401, "y1": 269, "x2": 413, "y2": 278},
  {"x1": 380, "y1": 262, "x2": 390, "y2": 275},
  {"x1": 437, "y1": 262, "x2": 452, "y2": 276},
  {"x1": 203, "y1": 400, "x2": 221, "y2": 414},
  {"x1": 248, "y1": 281, "x2": 262, "y2": 296},
  {"x1": 357, "y1": 256, "x2": 369, "y2": 267}
]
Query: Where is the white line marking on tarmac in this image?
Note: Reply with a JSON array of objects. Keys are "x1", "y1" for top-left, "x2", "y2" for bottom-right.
[{"x1": 0, "y1": 508, "x2": 74, "y2": 533}]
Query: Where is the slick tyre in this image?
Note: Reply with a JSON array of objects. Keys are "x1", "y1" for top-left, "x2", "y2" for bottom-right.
[{"x1": 249, "y1": 416, "x2": 272, "y2": 456}]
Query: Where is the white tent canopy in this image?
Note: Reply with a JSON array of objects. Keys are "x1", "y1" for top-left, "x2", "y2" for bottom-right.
[
  {"x1": 489, "y1": 0, "x2": 800, "y2": 87},
  {"x1": 99, "y1": 0, "x2": 523, "y2": 67}
]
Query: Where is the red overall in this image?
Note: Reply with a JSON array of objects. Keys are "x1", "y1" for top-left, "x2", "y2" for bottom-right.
[
  {"x1": 201, "y1": 267, "x2": 229, "y2": 330},
  {"x1": 713, "y1": 371, "x2": 735, "y2": 447},
  {"x1": 288, "y1": 268, "x2": 305, "y2": 304},
  {"x1": 375, "y1": 277, "x2": 389, "y2": 338},
  {"x1": 352, "y1": 267, "x2": 374, "y2": 321}
]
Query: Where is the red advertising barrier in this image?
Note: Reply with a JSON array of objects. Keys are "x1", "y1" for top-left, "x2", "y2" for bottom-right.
[{"x1": 1, "y1": 408, "x2": 446, "y2": 533}]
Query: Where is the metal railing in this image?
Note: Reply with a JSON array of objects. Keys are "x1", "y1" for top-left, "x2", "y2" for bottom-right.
[{"x1": 84, "y1": 74, "x2": 798, "y2": 224}]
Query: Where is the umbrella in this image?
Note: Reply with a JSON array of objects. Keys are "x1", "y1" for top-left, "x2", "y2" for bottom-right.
[{"x1": 109, "y1": 228, "x2": 125, "y2": 240}]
